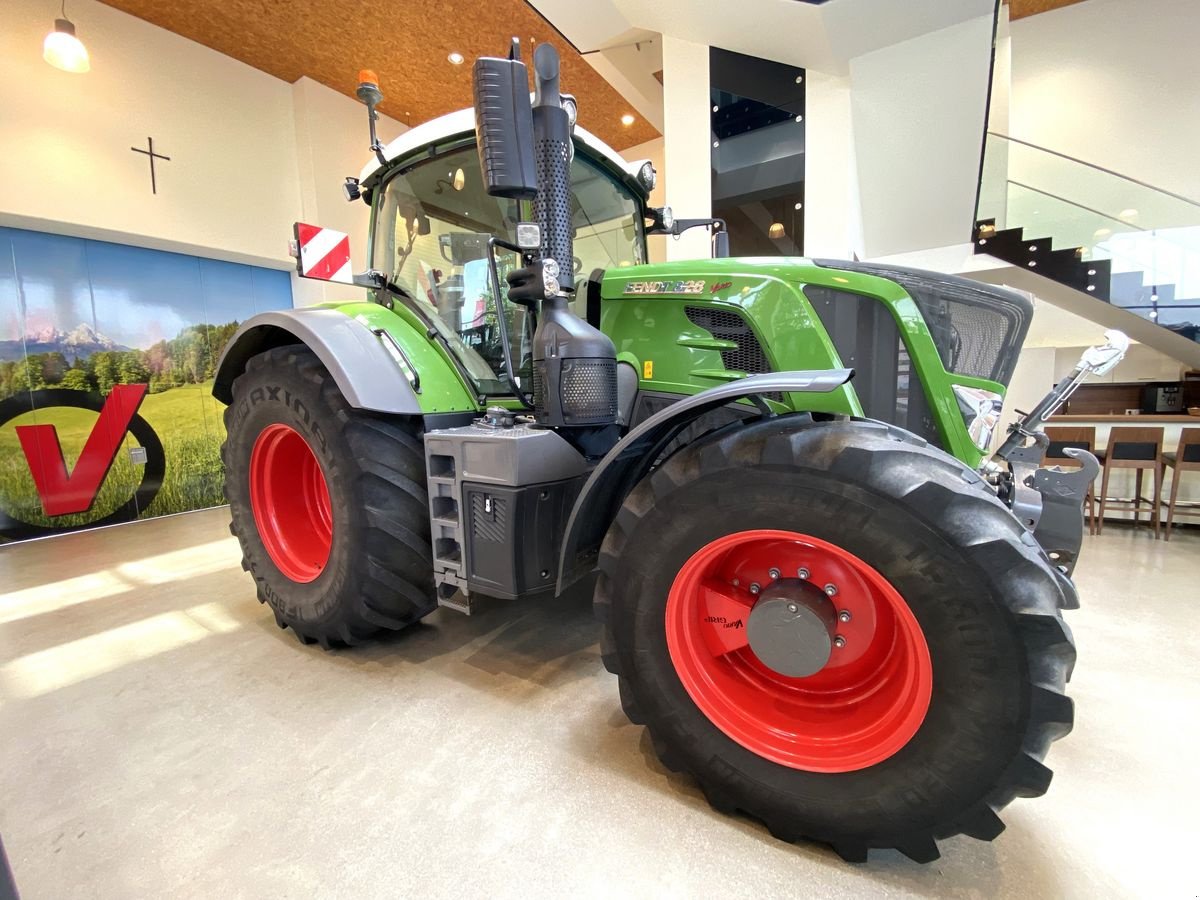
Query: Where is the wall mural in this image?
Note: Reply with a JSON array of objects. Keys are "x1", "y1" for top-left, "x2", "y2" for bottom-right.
[{"x1": 0, "y1": 226, "x2": 292, "y2": 543}]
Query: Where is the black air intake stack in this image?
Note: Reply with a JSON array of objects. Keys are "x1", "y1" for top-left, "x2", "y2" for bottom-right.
[{"x1": 526, "y1": 44, "x2": 618, "y2": 441}]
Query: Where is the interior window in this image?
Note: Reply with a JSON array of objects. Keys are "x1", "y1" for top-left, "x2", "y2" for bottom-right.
[{"x1": 374, "y1": 143, "x2": 645, "y2": 395}]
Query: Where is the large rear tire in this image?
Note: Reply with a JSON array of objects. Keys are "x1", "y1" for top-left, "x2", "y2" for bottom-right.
[
  {"x1": 222, "y1": 345, "x2": 436, "y2": 647},
  {"x1": 595, "y1": 416, "x2": 1075, "y2": 862}
]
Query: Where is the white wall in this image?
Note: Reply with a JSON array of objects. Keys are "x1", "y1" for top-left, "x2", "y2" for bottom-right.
[
  {"x1": 848, "y1": 15, "x2": 994, "y2": 258},
  {"x1": 660, "y1": 36, "x2": 713, "y2": 261},
  {"x1": 0, "y1": 0, "x2": 403, "y2": 298},
  {"x1": 803, "y1": 71, "x2": 863, "y2": 260},
  {"x1": 1009, "y1": 0, "x2": 1200, "y2": 203}
]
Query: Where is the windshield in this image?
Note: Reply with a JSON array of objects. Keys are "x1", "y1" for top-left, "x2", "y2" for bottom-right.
[{"x1": 373, "y1": 143, "x2": 645, "y2": 396}]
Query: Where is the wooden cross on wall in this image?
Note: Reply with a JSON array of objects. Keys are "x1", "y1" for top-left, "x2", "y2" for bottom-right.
[{"x1": 130, "y1": 137, "x2": 170, "y2": 194}]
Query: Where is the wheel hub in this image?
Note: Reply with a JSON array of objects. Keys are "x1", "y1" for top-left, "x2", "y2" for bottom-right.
[{"x1": 746, "y1": 579, "x2": 837, "y2": 677}]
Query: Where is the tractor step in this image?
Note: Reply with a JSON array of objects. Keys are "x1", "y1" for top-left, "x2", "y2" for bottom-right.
[
  {"x1": 437, "y1": 585, "x2": 474, "y2": 615},
  {"x1": 422, "y1": 418, "x2": 590, "y2": 610}
]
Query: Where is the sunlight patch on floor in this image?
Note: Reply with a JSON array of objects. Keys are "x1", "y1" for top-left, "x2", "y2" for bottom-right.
[
  {"x1": 0, "y1": 601, "x2": 242, "y2": 700},
  {"x1": 0, "y1": 538, "x2": 237, "y2": 625}
]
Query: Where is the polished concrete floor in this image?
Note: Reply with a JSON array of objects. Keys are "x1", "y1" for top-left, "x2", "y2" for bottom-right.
[{"x1": 0, "y1": 508, "x2": 1196, "y2": 898}]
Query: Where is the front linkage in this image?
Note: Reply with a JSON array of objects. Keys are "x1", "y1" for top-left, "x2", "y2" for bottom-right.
[{"x1": 988, "y1": 329, "x2": 1129, "y2": 574}]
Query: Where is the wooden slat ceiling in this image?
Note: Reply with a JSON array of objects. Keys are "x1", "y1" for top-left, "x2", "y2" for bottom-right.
[
  {"x1": 1008, "y1": 0, "x2": 1091, "y2": 21},
  {"x1": 97, "y1": 0, "x2": 659, "y2": 150}
]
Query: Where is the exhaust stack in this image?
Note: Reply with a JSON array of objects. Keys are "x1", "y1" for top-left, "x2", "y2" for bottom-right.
[{"x1": 471, "y1": 41, "x2": 618, "y2": 450}]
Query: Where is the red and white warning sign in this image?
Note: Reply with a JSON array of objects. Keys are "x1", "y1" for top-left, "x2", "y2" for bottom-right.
[{"x1": 293, "y1": 222, "x2": 353, "y2": 283}]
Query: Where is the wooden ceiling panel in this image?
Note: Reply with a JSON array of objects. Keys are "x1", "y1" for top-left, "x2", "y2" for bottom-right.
[
  {"x1": 1008, "y1": 0, "x2": 1092, "y2": 21},
  {"x1": 97, "y1": 0, "x2": 659, "y2": 150}
]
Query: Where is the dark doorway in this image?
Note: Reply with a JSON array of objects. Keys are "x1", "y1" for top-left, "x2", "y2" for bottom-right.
[{"x1": 710, "y1": 48, "x2": 805, "y2": 256}]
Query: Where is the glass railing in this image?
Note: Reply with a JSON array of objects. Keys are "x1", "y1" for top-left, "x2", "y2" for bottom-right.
[{"x1": 976, "y1": 132, "x2": 1200, "y2": 338}]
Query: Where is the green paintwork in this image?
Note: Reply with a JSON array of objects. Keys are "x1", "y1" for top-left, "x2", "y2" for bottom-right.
[
  {"x1": 307, "y1": 252, "x2": 1004, "y2": 469},
  {"x1": 598, "y1": 258, "x2": 1002, "y2": 469},
  {"x1": 311, "y1": 300, "x2": 479, "y2": 415}
]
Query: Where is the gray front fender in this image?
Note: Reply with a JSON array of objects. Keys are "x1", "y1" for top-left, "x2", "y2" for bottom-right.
[
  {"x1": 213, "y1": 308, "x2": 422, "y2": 415},
  {"x1": 555, "y1": 369, "x2": 854, "y2": 593}
]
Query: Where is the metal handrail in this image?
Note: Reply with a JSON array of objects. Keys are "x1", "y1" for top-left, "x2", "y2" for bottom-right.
[
  {"x1": 988, "y1": 132, "x2": 1200, "y2": 209},
  {"x1": 1007, "y1": 179, "x2": 1200, "y2": 258}
]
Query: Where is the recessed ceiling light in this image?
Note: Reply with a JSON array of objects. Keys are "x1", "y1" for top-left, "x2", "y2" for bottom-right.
[
  {"x1": 621, "y1": 113, "x2": 635, "y2": 126},
  {"x1": 1119, "y1": 208, "x2": 1138, "y2": 219},
  {"x1": 712, "y1": 104, "x2": 719, "y2": 112},
  {"x1": 712, "y1": 140, "x2": 720, "y2": 148},
  {"x1": 794, "y1": 202, "x2": 802, "y2": 210},
  {"x1": 795, "y1": 75, "x2": 803, "y2": 84},
  {"x1": 447, "y1": 52, "x2": 464, "y2": 65},
  {"x1": 795, "y1": 115, "x2": 803, "y2": 123},
  {"x1": 1094, "y1": 227, "x2": 1112, "y2": 238}
]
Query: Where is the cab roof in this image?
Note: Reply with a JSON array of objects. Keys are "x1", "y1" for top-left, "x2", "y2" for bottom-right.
[{"x1": 358, "y1": 107, "x2": 649, "y2": 192}]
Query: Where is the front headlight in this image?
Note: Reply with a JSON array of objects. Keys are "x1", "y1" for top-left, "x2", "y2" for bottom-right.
[{"x1": 952, "y1": 384, "x2": 1004, "y2": 450}]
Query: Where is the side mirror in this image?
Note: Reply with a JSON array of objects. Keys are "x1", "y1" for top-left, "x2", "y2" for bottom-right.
[{"x1": 472, "y1": 44, "x2": 538, "y2": 200}]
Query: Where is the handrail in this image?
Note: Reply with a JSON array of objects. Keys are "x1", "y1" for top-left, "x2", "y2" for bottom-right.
[
  {"x1": 988, "y1": 131, "x2": 1200, "y2": 209},
  {"x1": 1008, "y1": 179, "x2": 1199, "y2": 258},
  {"x1": 1009, "y1": 179, "x2": 1144, "y2": 232}
]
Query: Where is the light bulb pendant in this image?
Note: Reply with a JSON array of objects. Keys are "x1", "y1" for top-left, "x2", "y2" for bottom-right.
[{"x1": 44, "y1": 16, "x2": 90, "y2": 73}]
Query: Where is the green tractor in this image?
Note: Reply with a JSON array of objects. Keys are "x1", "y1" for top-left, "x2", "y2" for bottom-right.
[{"x1": 214, "y1": 42, "x2": 1127, "y2": 862}]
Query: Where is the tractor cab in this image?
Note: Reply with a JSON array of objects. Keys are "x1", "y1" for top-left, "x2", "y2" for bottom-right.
[{"x1": 358, "y1": 108, "x2": 654, "y2": 399}]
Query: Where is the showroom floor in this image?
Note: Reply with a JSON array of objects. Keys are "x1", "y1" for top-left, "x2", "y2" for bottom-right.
[{"x1": 0, "y1": 508, "x2": 1195, "y2": 898}]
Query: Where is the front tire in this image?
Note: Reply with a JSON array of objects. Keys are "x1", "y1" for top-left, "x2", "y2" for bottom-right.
[
  {"x1": 222, "y1": 345, "x2": 436, "y2": 647},
  {"x1": 595, "y1": 417, "x2": 1075, "y2": 862}
]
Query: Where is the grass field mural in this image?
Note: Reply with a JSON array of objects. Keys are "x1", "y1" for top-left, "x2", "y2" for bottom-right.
[
  {"x1": 0, "y1": 382, "x2": 228, "y2": 531},
  {"x1": 0, "y1": 225, "x2": 291, "y2": 542}
]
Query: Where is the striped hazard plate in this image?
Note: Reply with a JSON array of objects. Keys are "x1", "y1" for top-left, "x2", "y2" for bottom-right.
[{"x1": 293, "y1": 222, "x2": 353, "y2": 283}]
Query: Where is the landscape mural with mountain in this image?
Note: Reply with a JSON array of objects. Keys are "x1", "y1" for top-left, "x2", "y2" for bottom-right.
[{"x1": 0, "y1": 226, "x2": 291, "y2": 542}]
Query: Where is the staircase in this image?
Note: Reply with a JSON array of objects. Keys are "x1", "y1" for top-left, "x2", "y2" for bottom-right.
[{"x1": 973, "y1": 133, "x2": 1200, "y2": 356}]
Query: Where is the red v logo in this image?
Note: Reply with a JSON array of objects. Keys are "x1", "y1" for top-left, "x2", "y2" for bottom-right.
[{"x1": 16, "y1": 384, "x2": 149, "y2": 517}]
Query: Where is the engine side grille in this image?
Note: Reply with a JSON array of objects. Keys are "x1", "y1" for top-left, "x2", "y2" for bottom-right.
[
  {"x1": 812, "y1": 259, "x2": 1032, "y2": 385},
  {"x1": 804, "y1": 285, "x2": 944, "y2": 448},
  {"x1": 685, "y1": 306, "x2": 772, "y2": 374}
]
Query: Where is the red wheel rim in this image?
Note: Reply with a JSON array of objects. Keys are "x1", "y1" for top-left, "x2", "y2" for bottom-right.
[
  {"x1": 665, "y1": 529, "x2": 932, "y2": 772},
  {"x1": 249, "y1": 424, "x2": 333, "y2": 583}
]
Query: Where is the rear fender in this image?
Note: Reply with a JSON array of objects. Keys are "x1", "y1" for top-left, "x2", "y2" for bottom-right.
[
  {"x1": 214, "y1": 307, "x2": 462, "y2": 415},
  {"x1": 555, "y1": 369, "x2": 854, "y2": 593}
]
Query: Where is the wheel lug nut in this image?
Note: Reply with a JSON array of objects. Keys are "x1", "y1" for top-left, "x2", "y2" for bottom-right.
[
  {"x1": 834, "y1": 635, "x2": 846, "y2": 648},
  {"x1": 797, "y1": 567, "x2": 810, "y2": 580},
  {"x1": 787, "y1": 603, "x2": 798, "y2": 613},
  {"x1": 824, "y1": 583, "x2": 838, "y2": 596},
  {"x1": 749, "y1": 583, "x2": 761, "y2": 595},
  {"x1": 768, "y1": 567, "x2": 781, "y2": 580},
  {"x1": 838, "y1": 610, "x2": 851, "y2": 623}
]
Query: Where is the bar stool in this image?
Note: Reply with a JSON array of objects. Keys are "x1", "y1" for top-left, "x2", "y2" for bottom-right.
[
  {"x1": 1044, "y1": 426, "x2": 1098, "y2": 534},
  {"x1": 1096, "y1": 426, "x2": 1165, "y2": 538},
  {"x1": 1163, "y1": 427, "x2": 1200, "y2": 541}
]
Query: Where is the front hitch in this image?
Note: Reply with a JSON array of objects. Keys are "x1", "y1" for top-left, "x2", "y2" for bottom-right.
[{"x1": 990, "y1": 330, "x2": 1129, "y2": 575}]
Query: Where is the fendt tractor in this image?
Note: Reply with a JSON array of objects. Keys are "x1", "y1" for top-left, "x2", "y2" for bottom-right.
[{"x1": 213, "y1": 41, "x2": 1128, "y2": 862}]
